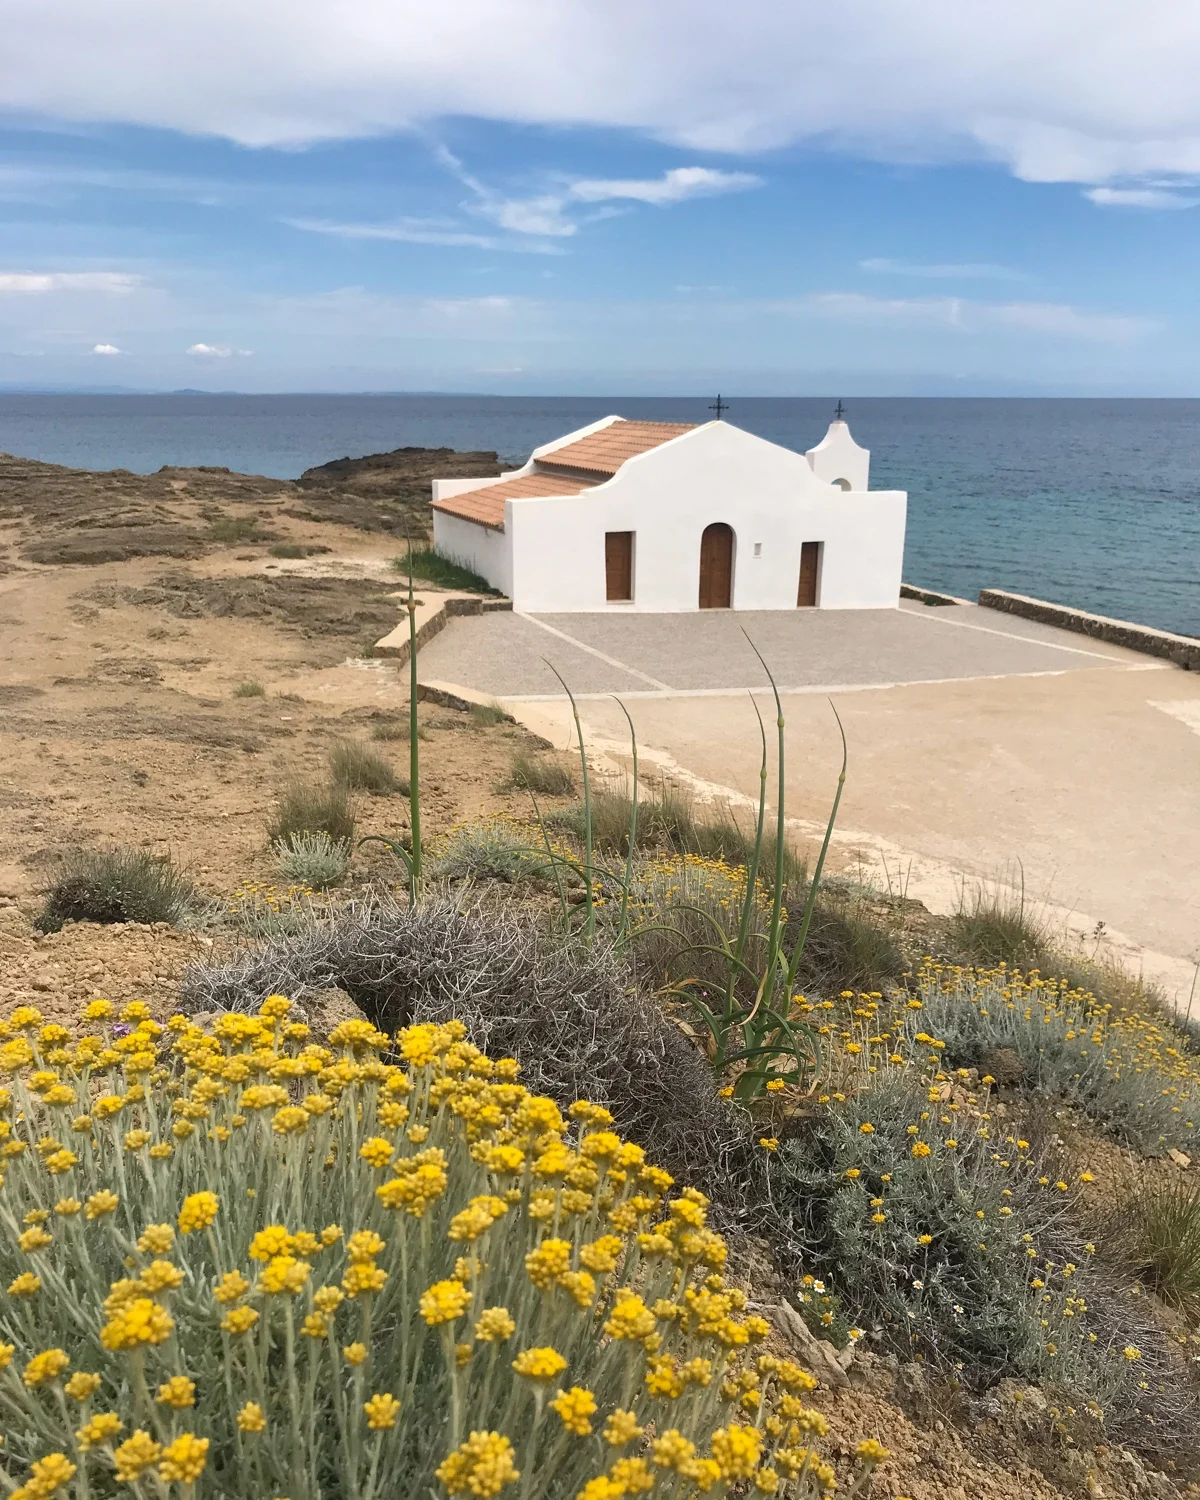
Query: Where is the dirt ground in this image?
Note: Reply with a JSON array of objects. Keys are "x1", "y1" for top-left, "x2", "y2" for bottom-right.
[{"x1": 0, "y1": 449, "x2": 556, "y2": 1017}]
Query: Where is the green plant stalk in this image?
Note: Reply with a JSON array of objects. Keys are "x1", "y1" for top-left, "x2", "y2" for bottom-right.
[
  {"x1": 783, "y1": 700, "x2": 848, "y2": 995},
  {"x1": 739, "y1": 632, "x2": 788, "y2": 1019},
  {"x1": 407, "y1": 540, "x2": 422, "y2": 891},
  {"x1": 545, "y1": 662, "x2": 594, "y2": 940},
  {"x1": 722, "y1": 696, "x2": 770, "y2": 1062},
  {"x1": 527, "y1": 788, "x2": 571, "y2": 925},
  {"x1": 611, "y1": 697, "x2": 639, "y2": 940}
]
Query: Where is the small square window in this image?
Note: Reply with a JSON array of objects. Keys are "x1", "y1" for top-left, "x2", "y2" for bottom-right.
[{"x1": 753, "y1": 542, "x2": 763, "y2": 557}]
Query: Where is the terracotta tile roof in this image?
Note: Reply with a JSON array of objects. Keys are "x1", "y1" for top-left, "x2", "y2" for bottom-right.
[
  {"x1": 431, "y1": 418, "x2": 699, "y2": 530},
  {"x1": 539, "y1": 419, "x2": 697, "y2": 475},
  {"x1": 432, "y1": 471, "x2": 595, "y2": 530}
]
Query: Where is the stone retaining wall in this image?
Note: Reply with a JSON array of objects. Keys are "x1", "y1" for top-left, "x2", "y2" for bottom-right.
[
  {"x1": 379, "y1": 595, "x2": 511, "y2": 668},
  {"x1": 978, "y1": 589, "x2": 1200, "y2": 669}
]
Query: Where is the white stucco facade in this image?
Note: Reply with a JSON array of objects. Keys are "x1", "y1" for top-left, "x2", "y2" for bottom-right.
[{"x1": 431, "y1": 415, "x2": 906, "y2": 614}]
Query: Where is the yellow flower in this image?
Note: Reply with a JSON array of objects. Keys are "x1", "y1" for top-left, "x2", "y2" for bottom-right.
[
  {"x1": 856, "y1": 1439, "x2": 890, "y2": 1464},
  {"x1": 525, "y1": 1238, "x2": 572, "y2": 1289},
  {"x1": 1123, "y1": 1345, "x2": 1142, "y2": 1361},
  {"x1": 604, "y1": 1294, "x2": 656, "y2": 1343},
  {"x1": 511, "y1": 1347, "x2": 568, "y2": 1382},
  {"x1": 765, "y1": 1077, "x2": 786, "y2": 1093},
  {"x1": 652, "y1": 1430, "x2": 697, "y2": 1472},
  {"x1": 364, "y1": 1393, "x2": 401, "y2": 1430},
  {"x1": 141, "y1": 1260, "x2": 185, "y2": 1293},
  {"x1": 608, "y1": 1458, "x2": 654, "y2": 1494},
  {"x1": 137, "y1": 1224, "x2": 175, "y2": 1255},
  {"x1": 314, "y1": 1285, "x2": 346, "y2": 1313},
  {"x1": 420, "y1": 1279, "x2": 470, "y2": 1325},
  {"x1": 436, "y1": 1431, "x2": 519, "y2": 1496},
  {"x1": 101, "y1": 1297, "x2": 174, "y2": 1351},
  {"x1": 302, "y1": 1313, "x2": 329, "y2": 1339},
  {"x1": 64, "y1": 1371, "x2": 101, "y2": 1401},
  {"x1": 214, "y1": 1270, "x2": 250, "y2": 1304},
  {"x1": 550, "y1": 1386, "x2": 597, "y2": 1436},
  {"x1": 475, "y1": 1307, "x2": 516, "y2": 1343},
  {"x1": 221, "y1": 1306, "x2": 260, "y2": 1336},
  {"x1": 758, "y1": 1138, "x2": 779, "y2": 1153},
  {"x1": 859, "y1": 1122, "x2": 875, "y2": 1134},
  {"x1": 54, "y1": 1198, "x2": 81, "y2": 1217},
  {"x1": 24, "y1": 1454, "x2": 76, "y2": 1495},
  {"x1": 911, "y1": 1141, "x2": 931, "y2": 1159},
  {"x1": 343, "y1": 1262, "x2": 388, "y2": 1298},
  {"x1": 248, "y1": 1225, "x2": 292, "y2": 1261},
  {"x1": 76, "y1": 1412, "x2": 123, "y2": 1449},
  {"x1": 155, "y1": 1377, "x2": 196, "y2": 1409},
  {"x1": 44, "y1": 1149, "x2": 78, "y2": 1175},
  {"x1": 346, "y1": 1229, "x2": 386, "y2": 1263},
  {"x1": 711, "y1": 1425, "x2": 761, "y2": 1480},
  {"x1": 603, "y1": 1410, "x2": 644, "y2": 1447},
  {"x1": 271, "y1": 1107, "x2": 309, "y2": 1136},
  {"x1": 113, "y1": 1430, "x2": 162, "y2": 1483},
  {"x1": 177, "y1": 1192, "x2": 219, "y2": 1234},
  {"x1": 261, "y1": 1255, "x2": 311, "y2": 1295},
  {"x1": 24, "y1": 1348, "x2": 69, "y2": 1387},
  {"x1": 237, "y1": 1402, "x2": 267, "y2": 1433},
  {"x1": 343, "y1": 1343, "x2": 368, "y2": 1366},
  {"x1": 17, "y1": 1226, "x2": 53, "y2": 1253},
  {"x1": 158, "y1": 1433, "x2": 209, "y2": 1484},
  {"x1": 359, "y1": 1137, "x2": 395, "y2": 1168},
  {"x1": 8, "y1": 1271, "x2": 39, "y2": 1297}
]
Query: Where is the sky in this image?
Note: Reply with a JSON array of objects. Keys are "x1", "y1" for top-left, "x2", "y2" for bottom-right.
[{"x1": 2, "y1": 0, "x2": 1200, "y2": 394}]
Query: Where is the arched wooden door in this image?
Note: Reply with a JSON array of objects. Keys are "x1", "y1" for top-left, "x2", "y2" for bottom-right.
[{"x1": 698, "y1": 523, "x2": 733, "y2": 608}]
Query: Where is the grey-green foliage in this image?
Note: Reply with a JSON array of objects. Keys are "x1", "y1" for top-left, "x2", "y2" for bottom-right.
[
  {"x1": 773, "y1": 1070, "x2": 1196, "y2": 1462},
  {"x1": 915, "y1": 975, "x2": 1199, "y2": 1154},
  {"x1": 273, "y1": 831, "x2": 351, "y2": 890},
  {"x1": 35, "y1": 847, "x2": 193, "y2": 933},
  {"x1": 429, "y1": 822, "x2": 556, "y2": 885}
]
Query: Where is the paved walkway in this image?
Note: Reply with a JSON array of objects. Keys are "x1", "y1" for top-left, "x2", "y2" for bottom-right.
[
  {"x1": 416, "y1": 601, "x2": 1200, "y2": 1002},
  {"x1": 416, "y1": 600, "x2": 1146, "y2": 699}
]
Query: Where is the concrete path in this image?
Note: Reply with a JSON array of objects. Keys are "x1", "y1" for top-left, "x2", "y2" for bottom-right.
[
  {"x1": 416, "y1": 602, "x2": 1200, "y2": 1003},
  {"x1": 416, "y1": 600, "x2": 1144, "y2": 698}
]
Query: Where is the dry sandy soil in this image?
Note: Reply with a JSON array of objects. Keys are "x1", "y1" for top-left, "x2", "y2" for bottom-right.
[
  {"x1": 0, "y1": 448, "x2": 553, "y2": 1016},
  {"x1": 0, "y1": 449, "x2": 1193, "y2": 1500}
]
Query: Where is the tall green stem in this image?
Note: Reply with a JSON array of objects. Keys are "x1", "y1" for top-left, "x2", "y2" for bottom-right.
[{"x1": 406, "y1": 540, "x2": 422, "y2": 894}]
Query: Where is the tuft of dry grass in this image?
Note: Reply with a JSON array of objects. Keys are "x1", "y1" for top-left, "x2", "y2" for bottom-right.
[
  {"x1": 35, "y1": 846, "x2": 193, "y2": 932},
  {"x1": 504, "y1": 750, "x2": 576, "y2": 797},
  {"x1": 329, "y1": 739, "x2": 403, "y2": 795},
  {"x1": 267, "y1": 780, "x2": 357, "y2": 847},
  {"x1": 232, "y1": 680, "x2": 265, "y2": 698}
]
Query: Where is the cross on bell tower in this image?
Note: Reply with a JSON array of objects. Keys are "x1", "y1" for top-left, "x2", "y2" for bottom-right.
[
  {"x1": 834, "y1": 399, "x2": 846, "y2": 420},
  {"x1": 708, "y1": 393, "x2": 729, "y2": 420}
]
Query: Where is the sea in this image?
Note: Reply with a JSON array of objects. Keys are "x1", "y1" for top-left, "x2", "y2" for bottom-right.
[{"x1": 1, "y1": 393, "x2": 1197, "y2": 637}]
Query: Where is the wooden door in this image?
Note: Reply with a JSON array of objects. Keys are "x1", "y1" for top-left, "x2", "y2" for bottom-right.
[
  {"x1": 797, "y1": 541, "x2": 821, "y2": 607},
  {"x1": 698, "y1": 523, "x2": 733, "y2": 608},
  {"x1": 605, "y1": 531, "x2": 633, "y2": 601}
]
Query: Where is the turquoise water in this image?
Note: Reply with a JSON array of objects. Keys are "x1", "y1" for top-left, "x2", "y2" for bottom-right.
[{"x1": 1, "y1": 394, "x2": 1197, "y2": 636}]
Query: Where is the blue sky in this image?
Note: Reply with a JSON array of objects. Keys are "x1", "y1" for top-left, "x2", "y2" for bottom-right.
[{"x1": 2, "y1": 0, "x2": 1200, "y2": 393}]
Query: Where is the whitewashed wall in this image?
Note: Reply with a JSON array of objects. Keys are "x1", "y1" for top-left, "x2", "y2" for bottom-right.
[
  {"x1": 433, "y1": 420, "x2": 906, "y2": 613},
  {"x1": 506, "y1": 423, "x2": 905, "y2": 612},
  {"x1": 431, "y1": 510, "x2": 513, "y2": 597}
]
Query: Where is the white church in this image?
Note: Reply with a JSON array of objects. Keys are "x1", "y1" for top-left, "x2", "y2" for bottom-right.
[{"x1": 430, "y1": 411, "x2": 907, "y2": 614}]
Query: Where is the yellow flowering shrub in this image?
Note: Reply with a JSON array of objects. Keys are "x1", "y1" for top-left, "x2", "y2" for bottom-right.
[{"x1": 0, "y1": 1000, "x2": 888, "y2": 1499}]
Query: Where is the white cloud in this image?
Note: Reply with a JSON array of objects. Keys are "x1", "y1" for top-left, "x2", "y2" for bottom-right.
[
  {"x1": 860, "y1": 257, "x2": 1026, "y2": 281},
  {"x1": 1084, "y1": 186, "x2": 1199, "y2": 210},
  {"x1": 0, "y1": 271, "x2": 140, "y2": 293},
  {"x1": 91, "y1": 342, "x2": 120, "y2": 354},
  {"x1": 284, "y1": 216, "x2": 505, "y2": 249},
  {"x1": 4, "y1": 2, "x2": 1200, "y2": 189},
  {"x1": 797, "y1": 291, "x2": 1152, "y2": 342},
  {"x1": 568, "y1": 166, "x2": 760, "y2": 205},
  {"x1": 187, "y1": 342, "x2": 232, "y2": 357},
  {"x1": 424, "y1": 295, "x2": 515, "y2": 317}
]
